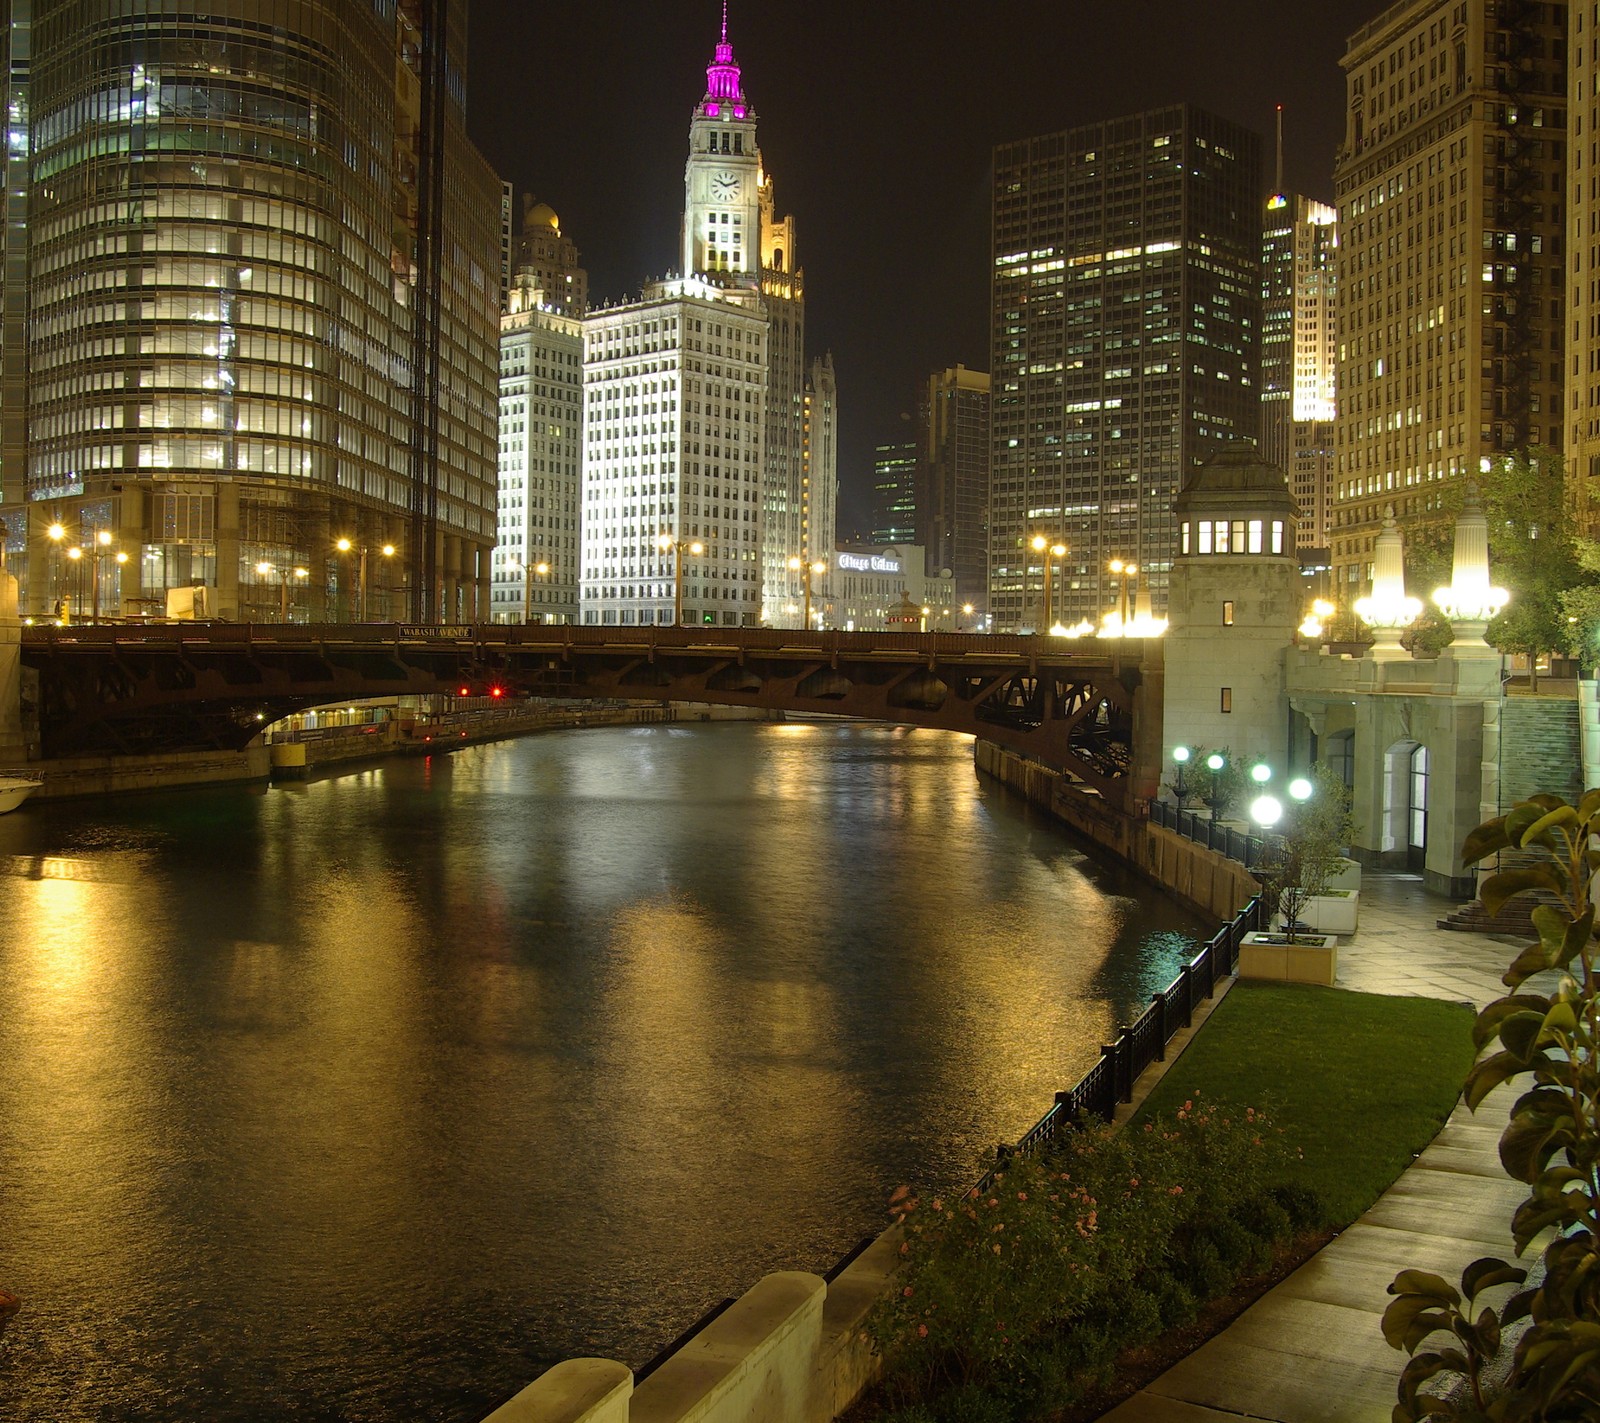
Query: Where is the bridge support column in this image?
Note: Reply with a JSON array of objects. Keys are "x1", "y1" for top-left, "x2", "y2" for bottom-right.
[{"x1": 0, "y1": 568, "x2": 25, "y2": 762}]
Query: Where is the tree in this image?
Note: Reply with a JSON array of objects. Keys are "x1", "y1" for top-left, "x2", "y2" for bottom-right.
[
  {"x1": 1476, "y1": 450, "x2": 1586, "y2": 688},
  {"x1": 1251, "y1": 764, "x2": 1356, "y2": 943}
]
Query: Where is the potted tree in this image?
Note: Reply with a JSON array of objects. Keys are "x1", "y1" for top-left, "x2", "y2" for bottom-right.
[{"x1": 1241, "y1": 764, "x2": 1357, "y2": 985}]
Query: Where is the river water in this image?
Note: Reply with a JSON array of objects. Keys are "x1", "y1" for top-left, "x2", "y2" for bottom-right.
[{"x1": 0, "y1": 722, "x2": 1201, "y2": 1421}]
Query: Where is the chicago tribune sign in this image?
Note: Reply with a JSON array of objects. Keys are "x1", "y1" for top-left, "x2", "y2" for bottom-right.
[{"x1": 837, "y1": 552, "x2": 902, "y2": 575}]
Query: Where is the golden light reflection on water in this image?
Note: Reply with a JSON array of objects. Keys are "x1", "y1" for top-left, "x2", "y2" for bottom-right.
[{"x1": 0, "y1": 724, "x2": 1202, "y2": 1421}]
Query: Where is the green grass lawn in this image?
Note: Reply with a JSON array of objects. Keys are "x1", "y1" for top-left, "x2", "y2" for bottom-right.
[{"x1": 1135, "y1": 982, "x2": 1477, "y2": 1226}]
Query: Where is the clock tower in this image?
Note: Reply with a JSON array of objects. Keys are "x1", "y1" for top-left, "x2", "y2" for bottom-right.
[{"x1": 681, "y1": 4, "x2": 763, "y2": 282}]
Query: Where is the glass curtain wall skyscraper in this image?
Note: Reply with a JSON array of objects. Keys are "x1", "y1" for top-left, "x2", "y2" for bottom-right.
[
  {"x1": 990, "y1": 105, "x2": 1262, "y2": 628},
  {"x1": 11, "y1": 0, "x2": 500, "y2": 622}
]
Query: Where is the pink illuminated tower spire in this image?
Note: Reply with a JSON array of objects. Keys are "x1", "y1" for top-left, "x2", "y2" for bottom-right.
[{"x1": 702, "y1": 1, "x2": 746, "y2": 110}]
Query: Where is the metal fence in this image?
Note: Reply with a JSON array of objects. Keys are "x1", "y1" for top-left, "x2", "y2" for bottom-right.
[
  {"x1": 973, "y1": 891, "x2": 1265, "y2": 1194},
  {"x1": 1148, "y1": 797, "x2": 1271, "y2": 868}
]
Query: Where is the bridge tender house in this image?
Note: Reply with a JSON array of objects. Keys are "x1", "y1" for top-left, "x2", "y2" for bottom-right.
[{"x1": 829, "y1": 546, "x2": 954, "y2": 632}]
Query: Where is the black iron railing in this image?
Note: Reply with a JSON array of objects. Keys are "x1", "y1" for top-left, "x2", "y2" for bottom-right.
[
  {"x1": 1148, "y1": 798, "x2": 1270, "y2": 868},
  {"x1": 971, "y1": 892, "x2": 1264, "y2": 1195}
]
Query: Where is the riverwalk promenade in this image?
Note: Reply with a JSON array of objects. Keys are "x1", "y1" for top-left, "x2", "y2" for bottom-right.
[{"x1": 1104, "y1": 872, "x2": 1529, "y2": 1423}]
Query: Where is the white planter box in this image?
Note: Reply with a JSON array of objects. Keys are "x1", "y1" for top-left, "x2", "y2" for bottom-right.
[
  {"x1": 1286, "y1": 889, "x2": 1359, "y2": 935},
  {"x1": 1325, "y1": 858, "x2": 1362, "y2": 893},
  {"x1": 1240, "y1": 931, "x2": 1338, "y2": 987}
]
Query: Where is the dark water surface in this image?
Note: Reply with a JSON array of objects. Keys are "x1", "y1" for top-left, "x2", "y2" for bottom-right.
[{"x1": 0, "y1": 723, "x2": 1201, "y2": 1421}]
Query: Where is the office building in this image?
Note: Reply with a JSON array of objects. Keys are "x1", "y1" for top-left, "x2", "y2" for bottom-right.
[
  {"x1": 917, "y1": 364, "x2": 991, "y2": 615},
  {"x1": 871, "y1": 440, "x2": 916, "y2": 546},
  {"x1": 9, "y1": 0, "x2": 502, "y2": 623},
  {"x1": 1332, "y1": 0, "x2": 1566, "y2": 594},
  {"x1": 495, "y1": 271, "x2": 583, "y2": 623},
  {"x1": 580, "y1": 11, "x2": 834, "y2": 629},
  {"x1": 1569, "y1": 2, "x2": 1600, "y2": 530},
  {"x1": 1261, "y1": 190, "x2": 1337, "y2": 552},
  {"x1": 512, "y1": 195, "x2": 588, "y2": 320},
  {"x1": 990, "y1": 105, "x2": 1262, "y2": 629},
  {"x1": 826, "y1": 544, "x2": 955, "y2": 632}
]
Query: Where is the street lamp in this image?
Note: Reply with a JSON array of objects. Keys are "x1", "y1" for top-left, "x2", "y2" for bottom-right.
[
  {"x1": 335, "y1": 538, "x2": 397, "y2": 621},
  {"x1": 84, "y1": 530, "x2": 129, "y2": 623},
  {"x1": 509, "y1": 558, "x2": 551, "y2": 623},
  {"x1": 255, "y1": 561, "x2": 309, "y2": 621},
  {"x1": 962, "y1": 602, "x2": 975, "y2": 631},
  {"x1": 1109, "y1": 558, "x2": 1139, "y2": 626},
  {"x1": 658, "y1": 534, "x2": 704, "y2": 626},
  {"x1": 1203, "y1": 750, "x2": 1229, "y2": 824},
  {"x1": 1031, "y1": 534, "x2": 1067, "y2": 631},
  {"x1": 1170, "y1": 745, "x2": 1193, "y2": 808},
  {"x1": 787, "y1": 554, "x2": 828, "y2": 629}
]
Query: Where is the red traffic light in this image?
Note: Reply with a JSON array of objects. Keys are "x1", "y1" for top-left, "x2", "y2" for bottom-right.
[{"x1": 490, "y1": 685, "x2": 504, "y2": 699}]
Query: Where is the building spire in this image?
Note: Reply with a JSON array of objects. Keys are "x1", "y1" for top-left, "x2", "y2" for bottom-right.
[
  {"x1": 703, "y1": 1, "x2": 746, "y2": 108},
  {"x1": 1274, "y1": 104, "x2": 1284, "y2": 196}
]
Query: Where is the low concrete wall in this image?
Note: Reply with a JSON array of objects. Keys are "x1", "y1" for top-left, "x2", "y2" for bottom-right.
[
  {"x1": 23, "y1": 746, "x2": 272, "y2": 800},
  {"x1": 975, "y1": 741, "x2": 1255, "y2": 922},
  {"x1": 492, "y1": 1269, "x2": 861, "y2": 1423}
]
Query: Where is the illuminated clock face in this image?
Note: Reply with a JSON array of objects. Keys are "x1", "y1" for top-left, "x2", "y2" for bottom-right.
[{"x1": 710, "y1": 170, "x2": 741, "y2": 202}]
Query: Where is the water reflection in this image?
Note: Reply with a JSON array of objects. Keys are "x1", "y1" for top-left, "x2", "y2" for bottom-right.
[{"x1": 0, "y1": 724, "x2": 1200, "y2": 1420}]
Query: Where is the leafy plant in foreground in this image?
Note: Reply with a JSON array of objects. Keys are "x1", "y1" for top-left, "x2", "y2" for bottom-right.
[{"x1": 1383, "y1": 790, "x2": 1600, "y2": 1419}]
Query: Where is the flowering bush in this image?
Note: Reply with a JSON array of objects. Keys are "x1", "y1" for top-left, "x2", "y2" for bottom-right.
[{"x1": 869, "y1": 1098, "x2": 1311, "y2": 1414}]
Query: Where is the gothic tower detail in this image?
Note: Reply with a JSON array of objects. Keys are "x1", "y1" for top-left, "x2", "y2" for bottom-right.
[{"x1": 681, "y1": 6, "x2": 763, "y2": 282}]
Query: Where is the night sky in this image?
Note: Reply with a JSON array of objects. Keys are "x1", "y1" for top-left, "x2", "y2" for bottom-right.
[{"x1": 466, "y1": 1, "x2": 1379, "y2": 533}]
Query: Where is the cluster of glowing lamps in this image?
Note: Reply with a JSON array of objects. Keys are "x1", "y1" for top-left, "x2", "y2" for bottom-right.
[
  {"x1": 787, "y1": 554, "x2": 827, "y2": 629},
  {"x1": 48, "y1": 524, "x2": 127, "y2": 623}
]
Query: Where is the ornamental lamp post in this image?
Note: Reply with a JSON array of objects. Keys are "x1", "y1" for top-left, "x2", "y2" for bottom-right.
[
  {"x1": 660, "y1": 534, "x2": 704, "y2": 626},
  {"x1": 787, "y1": 555, "x2": 827, "y2": 629},
  {"x1": 1031, "y1": 534, "x2": 1067, "y2": 631},
  {"x1": 1170, "y1": 745, "x2": 1193, "y2": 809},
  {"x1": 1431, "y1": 484, "x2": 1508, "y2": 656},
  {"x1": 1353, "y1": 511, "x2": 1422, "y2": 660},
  {"x1": 335, "y1": 538, "x2": 396, "y2": 621}
]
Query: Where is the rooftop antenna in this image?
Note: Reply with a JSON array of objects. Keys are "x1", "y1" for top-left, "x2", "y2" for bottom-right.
[
  {"x1": 721, "y1": 0, "x2": 729, "y2": 44},
  {"x1": 1275, "y1": 103, "x2": 1284, "y2": 196}
]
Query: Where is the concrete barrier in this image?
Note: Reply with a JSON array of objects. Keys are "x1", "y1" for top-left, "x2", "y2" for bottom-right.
[{"x1": 483, "y1": 1359, "x2": 632, "y2": 1422}]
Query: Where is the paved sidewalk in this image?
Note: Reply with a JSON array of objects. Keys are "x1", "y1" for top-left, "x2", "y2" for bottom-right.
[{"x1": 1102, "y1": 873, "x2": 1530, "y2": 1423}]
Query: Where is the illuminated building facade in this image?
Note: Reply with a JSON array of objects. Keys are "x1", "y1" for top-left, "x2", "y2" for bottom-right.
[
  {"x1": 496, "y1": 270, "x2": 582, "y2": 624},
  {"x1": 826, "y1": 543, "x2": 954, "y2": 633},
  {"x1": 1569, "y1": 2, "x2": 1600, "y2": 531},
  {"x1": 8, "y1": 0, "x2": 501, "y2": 623},
  {"x1": 870, "y1": 440, "x2": 916, "y2": 546},
  {"x1": 917, "y1": 364, "x2": 991, "y2": 615},
  {"x1": 579, "y1": 10, "x2": 833, "y2": 629},
  {"x1": 513, "y1": 195, "x2": 587, "y2": 319},
  {"x1": 1332, "y1": 0, "x2": 1566, "y2": 596},
  {"x1": 1261, "y1": 191, "x2": 1337, "y2": 551},
  {"x1": 990, "y1": 106, "x2": 1262, "y2": 629}
]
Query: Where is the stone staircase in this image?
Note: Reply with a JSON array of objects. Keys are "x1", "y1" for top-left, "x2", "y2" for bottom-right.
[{"x1": 1438, "y1": 693, "x2": 1580, "y2": 934}]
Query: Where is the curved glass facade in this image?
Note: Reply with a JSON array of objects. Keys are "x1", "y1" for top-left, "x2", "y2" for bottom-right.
[{"x1": 15, "y1": 0, "x2": 499, "y2": 621}]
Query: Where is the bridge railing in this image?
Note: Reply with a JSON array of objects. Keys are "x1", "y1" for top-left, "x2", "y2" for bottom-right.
[
  {"x1": 969, "y1": 891, "x2": 1264, "y2": 1196},
  {"x1": 20, "y1": 620, "x2": 1149, "y2": 663},
  {"x1": 1147, "y1": 797, "x2": 1270, "y2": 868}
]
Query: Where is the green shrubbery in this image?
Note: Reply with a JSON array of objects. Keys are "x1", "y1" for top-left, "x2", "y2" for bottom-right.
[{"x1": 868, "y1": 1099, "x2": 1315, "y2": 1420}]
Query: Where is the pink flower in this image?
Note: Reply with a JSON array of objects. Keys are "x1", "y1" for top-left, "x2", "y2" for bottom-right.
[
  {"x1": 1016, "y1": 1191, "x2": 1028, "y2": 1201},
  {"x1": 992, "y1": 1243, "x2": 1002, "y2": 1254},
  {"x1": 931, "y1": 1198, "x2": 943, "y2": 1212},
  {"x1": 903, "y1": 1286, "x2": 914, "y2": 1298},
  {"x1": 1170, "y1": 1185, "x2": 1184, "y2": 1196},
  {"x1": 917, "y1": 1324, "x2": 928, "y2": 1338}
]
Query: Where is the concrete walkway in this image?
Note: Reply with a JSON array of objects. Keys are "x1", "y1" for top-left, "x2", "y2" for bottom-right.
[{"x1": 1102, "y1": 872, "x2": 1532, "y2": 1423}]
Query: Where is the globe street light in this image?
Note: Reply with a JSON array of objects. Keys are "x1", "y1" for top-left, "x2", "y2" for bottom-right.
[
  {"x1": 1170, "y1": 745, "x2": 1193, "y2": 809},
  {"x1": 659, "y1": 534, "x2": 704, "y2": 626},
  {"x1": 1203, "y1": 750, "x2": 1228, "y2": 824},
  {"x1": 787, "y1": 554, "x2": 827, "y2": 630}
]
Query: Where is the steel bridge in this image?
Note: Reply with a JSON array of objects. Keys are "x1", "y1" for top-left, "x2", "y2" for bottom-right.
[{"x1": 20, "y1": 623, "x2": 1160, "y2": 807}]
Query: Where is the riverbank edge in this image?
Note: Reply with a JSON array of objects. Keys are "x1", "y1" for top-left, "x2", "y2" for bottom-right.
[
  {"x1": 481, "y1": 743, "x2": 1258, "y2": 1423},
  {"x1": 9, "y1": 702, "x2": 771, "y2": 803}
]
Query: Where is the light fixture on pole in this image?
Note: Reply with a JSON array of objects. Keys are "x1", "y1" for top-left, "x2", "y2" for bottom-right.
[
  {"x1": 1108, "y1": 557, "x2": 1138, "y2": 627},
  {"x1": 256, "y1": 561, "x2": 309, "y2": 621},
  {"x1": 85, "y1": 529, "x2": 128, "y2": 623},
  {"x1": 1031, "y1": 534, "x2": 1067, "y2": 632},
  {"x1": 1432, "y1": 483, "x2": 1508, "y2": 655},
  {"x1": 787, "y1": 555, "x2": 828, "y2": 629},
  {"x1": 335, "y1": 538, "x2": 397, "y2": 622},
  {"x1": 1170, "y1": 745, "x2": 1193, "y2": 808},
  {"x1": 509, "y1": 558, "x2": 551, "y2": 623},
  {"x1": 1353, "y1": 511, "x2": 1422, "y2": 660},
  {"x1": 659, "y1": 534, "x2": 704, "y2": 626}
]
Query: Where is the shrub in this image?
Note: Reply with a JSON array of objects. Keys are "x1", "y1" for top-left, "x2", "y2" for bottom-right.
[{"x1": 869, "y1": 1098, "x2": 1300, "y2": 1410}]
